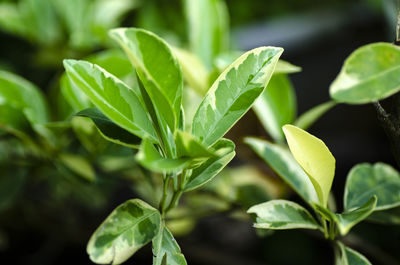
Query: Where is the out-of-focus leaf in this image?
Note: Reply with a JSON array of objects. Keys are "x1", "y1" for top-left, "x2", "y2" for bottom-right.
[
  {"x1": 294, "y1": 101, "x2": 336, "y2": 130},
  {"x1": 330, "y1": 43, "x2": 400, "y2": 104},
  {"x1": 0, "y1": 167, "x2": 26, "y2": 211},
  {"x1": 335, "y1": 242, "x2": 372, "y2": 265},
  {"x1": 184, "y1": 138, "x2": 235, "y2": 191},
  {"x1": 367, "y1": 206, "x2": 400, "y2": 224},
  {"x1": 60, "y1": 73, "x2": 91, "y2": 111},
  {"x1": 248, "y1": 200, "x2": 320, "y2": 230},
  {"x1": 152, "y1": 226, "x2": 187, "y2": 265},
  {"x1": 172, "y1": 47, "x2": 208, "y2": 95},
  {"x1": 244, "y1": 137, "x2": 318, "y2": 204},
  {"x1": 0, "y1": 70, "x2": 49, "y2": 124},
  {"x1": 192, "y1": 47, "x2": 283, "y2": 146},
  {"x1": 185, "y1": 0, "x2": 229, "y2": 69},
  {"x1": 71, "y1": 116, "x2": 107, "y2": 153},
  {"x1": 274, "y1": 60, "x2": 302, "y2": 74},
  {"x1": 283, "y1": 125, "x2": 335, "y2": 207},
  {"x1": 87, "y1": 199, "x2": 161, "y2": 265},
  {"x1": 344, "y1": 162, "x2": 400, "y2": 211},
  {"x1": 63, "y1": 59, "x2": 158, "y2": 142},
  {"x1": 59, "y1": 153, "x2": 95, "y2": 182},
  {"x1": 253, "y1": 74, "x2": 296, "y2": 143},
  {"x1": 77, "y1": 108, "x2": 141, "y2": 149}
]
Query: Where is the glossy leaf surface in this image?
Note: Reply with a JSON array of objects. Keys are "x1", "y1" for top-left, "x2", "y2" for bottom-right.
[
  {"x1": 344, "y1": 162, "x2": 400, "y2": 211},
  {"x1": 283, "y1": 125, "x2": 335, "y2": 206},
  {"x1": 64, "y1": 59, "x2": 158, "y2": 142},
  {"x1": 110, "y1": 28, "x2": 183, "y2": 130},
  {"x1": 77, "y1": 108, "x2": 141, "y2": 148},
  {"x1": 330, "y1": 43, "x2": 400, "y2": 104},
  {"x1": 245, "y1": 137, "x2": 318, "y2": 204},
  {"x1": 253, "y1": 74, "x2": 296, "y2": 143},
  {"x1": 192, "y1": 46, "x2": 283, "y2": 146},
  {"x1": 87, "y1": 199, "x2": 161, "y2": 265},
  {"x1": 152, "y1": 226, "x2": 187, "y2": 265},
  {"x1": 184, "y1": 138, "x2": 235, "y2": 191},
  {"x1": 248, "y1": 200, "x2": 320, "y2": 230}
]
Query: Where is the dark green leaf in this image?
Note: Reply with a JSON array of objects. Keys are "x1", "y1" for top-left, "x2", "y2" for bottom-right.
[{"x1": 77, "y1": 108, "x2": 141, "y2": 148}]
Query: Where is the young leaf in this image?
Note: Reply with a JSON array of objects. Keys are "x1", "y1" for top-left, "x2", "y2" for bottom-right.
[
  {"x1": 344, "y1": 162, "x2": 400, "y2": 211},
  {"x1": 77, "y1": 108, "x2": 141, "y2": 148},
  {"x1": 152, "y1": 226, "x2": 187, "y2": 265},
  {"x1": 335, "y1": 196, "x2": 377, "y2": 236},
  {"x1": 247, "y1": 200, "x2": 320, "y2": 230},
  {"x1": 330, "y1": 43, "x2": 400, "y2": 104},
  {"x1": 192, "y1": 46, "x2": 283, "y2": 147},
  {"x1": 294, "y1": 101, "x2": 337, "y2": 130},
  {"x1": 59, "y1": 153, "x2": 96, "y2": 182},
  {"x1": 336, "y1": 242, "x2": 372, "y2": 265},
  {"x1": 184, "y1": 138, "x2": 235, "y2": 191},
  {"x1": 175, "y1": 130, "x2": 215, "y2": 159},
  {"x1": 109, "y1": 28, "x2": 183, "y2": 131},
  {"x1": 87, "y1": 199, "x2": 161, "y2": 265},
  {"x1": 185, "y1": 0, "x2": 229, "y2": 69},
  {"x1": 244, "y1": 137, "x2": 318, "y2": 204},
  {"x1": 63, "y1": 59, "x2": 158, "y2": 142},
  {"x1": 283, "y1": 125, "x2": 335, "y2": 207},
  {"x1": 0, "y1": 70, "x2": 49, "y2": 124},
  {"x1": 136, "y1": 138, "x2": 198, "y2": 173},
  {"x1": 253, "y1": 74, "x2": 297, "y2": 143}
]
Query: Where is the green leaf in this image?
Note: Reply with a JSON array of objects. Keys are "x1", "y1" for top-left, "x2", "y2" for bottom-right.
[
  {"x1": 294, "y1": 101, "x2": 336, "y2": 130},
  {"x1": 244, "y1": 137, "x2": 318, "y2": 204},
  {"x1": 136, "y1": 138, "x2": 195, "y2": 173},
  {"x1": 247, "y1": 200, "x2": 320, "y2": 230},
  {"x1": 77, "y1": 108, "x2": 141, "y2": 149},
  {"x1": 184, "y1": 138, "x2": 235, "y2": 191},
  {"x1": 0, "y1": 70, "x2": 49, "y2": 124},
  {"x1": 60, "y1": 73, "x2": 92, "y2": 111},
  {"x1": 71, "y1": 116, "x2": 107, "y2": 154},
  {"x1": 87, "y1": 199, "x2": 161, "y2": 265},
  {"x1": 274, "y1": 60, "x2": 302, "y2": 74},
  {"x1": 330, "y1": 42, "x2": 400, "y2": 104},
  {"x1": 109, "y1": 28, "x2": 183, "y2": 131},
  {"x1": 336, "y1": 242, "x2": 372, "y2": 265},
  {"x1": 192, "y1": 46, "x2": 283, "y2": 146},
  {"x1": 344, "y1": 162, "x2": 400, "y2": 211},
  {"x1": 59, "y1": 153, "x2": 96, "y2": 182},
  {"x1": 253, "y1": 74, "x2": 297, "y2": 143},
  {"x1": 185, "y1": 0, "x2": 229, "y2": 69},
  {"x1": 0, "y1": 103, "x2": 34, "y2": 135},
  {"x1": 283, "y1": 125, "x2": 335, "y2": 207},
  {"x1": 152, "y1": 226, "x2": 187, "y2": 265},
  {"x1": 63, "y1": 59, "x2": 158, "y2": 142},
  {"x1": 175, "y1": 130, "x2": 215, "y2": 159},
  {"x1": 335, "y1": 196, "x2": 377, "y2": 236}
]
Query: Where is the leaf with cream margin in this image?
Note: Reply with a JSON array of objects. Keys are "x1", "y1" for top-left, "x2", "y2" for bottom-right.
[
  {"x1": 192, "y1": 46, "x2": 283, "y2": 146},
  {"x1": 248, "y1": 199, "x2": 320, "y2": 230},
  {"x1": 283, "y1": 124, "x2": 335, "y2": 207},
  {"x1": 330, "y1": 42, "x2": 400, "y2": 104},
  {"x1": 63, "y1": 59, "x2": 158, "y2": 143},
  {"x1": 335, "y1": 242, "x2": 372, "y2": 265},
  {"x1": 152, "y1": 226, "x2": 187, "y2": 265},
  {"x1": 87, "y1": 199, "x2": 161, "y2": 265}
]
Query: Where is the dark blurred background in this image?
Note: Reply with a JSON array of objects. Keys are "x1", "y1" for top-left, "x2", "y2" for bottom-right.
[{"x1": 0, "y1": 0, "x2": 399, "y2": 265}]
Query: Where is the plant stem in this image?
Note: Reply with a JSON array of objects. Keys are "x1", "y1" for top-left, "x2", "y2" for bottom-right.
[
  {"x1": 322, "y1": 217, "x2": 329, "y2": 239},
  {"x1": 159, "y1": 173, "x2": 170, "y2": 216}
]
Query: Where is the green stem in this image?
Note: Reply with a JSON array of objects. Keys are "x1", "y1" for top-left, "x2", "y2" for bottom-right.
[
  {"x1": 159, "y1": 174, "x2": 170, "y2": 216},
  {"x1": 329, "y1": 220, "x2": 335, "y2": 240},
  {"x1": 322, "y1": 217, "x2": 329, "y2": 239}
]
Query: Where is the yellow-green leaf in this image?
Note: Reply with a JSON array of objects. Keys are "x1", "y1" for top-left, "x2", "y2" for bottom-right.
[{"x1": 282, "y1": 124, "x2": 335, "y2": 206}]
